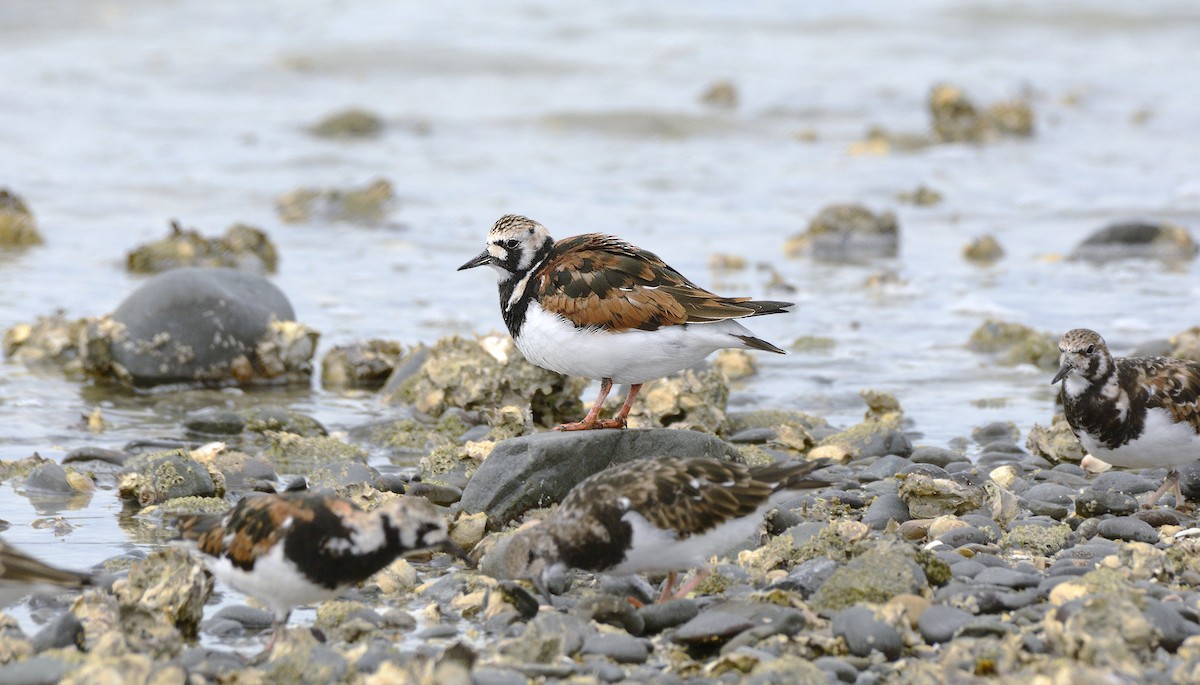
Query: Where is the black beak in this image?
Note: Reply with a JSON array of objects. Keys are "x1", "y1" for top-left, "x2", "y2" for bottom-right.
[
  {"x1": 1051, "y1": 362, "x2": 1072, "y2": 385},
  {"x1": 457, "y1": 250, "x2": 491, "y2": 271},
  {"x1": 442, "y1": 540, "x2": 476, "y2": 569}
]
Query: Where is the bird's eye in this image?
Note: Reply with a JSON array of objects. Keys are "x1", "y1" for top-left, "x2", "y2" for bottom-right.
[
  {"x1": 503, "y1": 239, "x2": 518, "y2": 249},
  {"x1": 1085, "y1": 344, "x2": 1095, "y2": 354}
]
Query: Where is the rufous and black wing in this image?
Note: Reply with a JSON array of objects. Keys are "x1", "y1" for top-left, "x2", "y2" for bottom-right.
[
  {"x1": 536, "y1": 234, "x2": 791, "y2": 333},
  {"x1": 177, "y1": 493, "x2": 317, "y2": 572},
  {"x1": 1133, "y1": 357, "x2": 1200, "y2": 434}
]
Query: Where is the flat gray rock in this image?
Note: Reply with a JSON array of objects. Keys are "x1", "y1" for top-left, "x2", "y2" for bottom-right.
[{"x1": 460, "y1": 429, "x2": 741, "y2": 528}]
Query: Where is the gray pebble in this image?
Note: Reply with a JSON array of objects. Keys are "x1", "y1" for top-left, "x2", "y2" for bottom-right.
[
  {"x1": 813, "y1": 656, "x2": 859, "y2": 683},
  {"x1": 1096, "y1": 516, "x2": 1159, "y2": 544},
  {"x1": 972, "y1": 567, "x2": 1041, "y2": 589},
  {"x1": 936, "y1": 527, "x2": 991, "y2": 548},
  {"x1": 1144, "y1": 599, "x2": 1200, "y2": 651},
  {"x1": 858, "y1": 455, "x2": 911, "y2": 482},
  {"x1": 202, "y1": 618, "x2": 245, "y2": 638},
  {"x1": 0, "y1": 656, "x2": 71, "y2": 685},
  {"x1": 24, "y1": 462, "x2": 74, "y2": 494},
  {"x1": 729, "y1": 428, "x2": 776, "y2": 444},
  {"x1": 31, "y1": 612, "x2": 82, "y2": 652},
  {"x1": 212, "y1": 604, "x2": 274, "y2": 629},
  {"x1": 471, "y1": 667, "x2": 530, "y2": 685},
  {"x1": 973, "y1": 422, "x2": 1020, "y2": 444},
  {"x1": 910, "y1": 446, "x2": 965, "y2": 467},
  {"x1": 958, "y1": 617, "x2": 1019, "y2": 638},
  {"x1": 1135, "y1": 508, "x2": 1180, "y2": 528},
  {"x1": 580, "y1": 634, "x2": 650, "y2": 664},
  {"x1": 951, "y1": 561, "x2": 985, "y2": 580},
  {"x1": 862, "y1": 493, "x2": 910, "y2": 530},
  {"x1": 636, "y1": 599, "x2": 699, "y2": 634},
  {"x1": 1023, "y1": 483, "x2": 1076, "y2": 504},
  {"x1": 832, "y1": 606, "x2": 902, "y2": 659},
  {"x1": 1075, "y1": 489, "x2": 1139, "y2": 517},
  {"x1": 1026, "y1": 499, "x2": 1072, "y2": 520},
  {"x1": 579, "y1": 657, "x2": 627, "y2": 682},
  {"x1": 1092, "y1": 471, "x2": 1156, "y2": 494},
  {"x1": 772, "y1": 557, "x2": 838, "y2": 597},
  {"x1": 917, "y1": 604, "x2": 972, "y2": 644},
  {"x1": 405, "y1": 481, "x2": 463, "y2": 506},
  {"x1": 184, "y1": 407, "x2": 246, "y2": 435},
  {"x1": 176, "y1": 648, "x2": 248, "y2": 680},
  {"x1": 899, "y1": 463, "x2": 949, "y2": 478}
]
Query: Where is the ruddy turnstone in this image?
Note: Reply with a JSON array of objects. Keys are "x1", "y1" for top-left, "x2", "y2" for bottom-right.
[
  {"x1": 177, "y1": 492, "x2": 469, "y2": 650},
  {"x1": 497, "y1": 456, "x2": 831, "y2": 602},
  {"x1": 0, "y1": 538, "x2": 92, "y2": 607},
  {"x1": 458, "y1": 215, "x2": 793, "y2": 430},
  {"x1": 1053, "y1": 328, "x2": 1200, "y2": 508}
]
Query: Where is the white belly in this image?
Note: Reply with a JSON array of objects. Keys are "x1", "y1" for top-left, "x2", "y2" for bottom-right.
[
  {"x1": 1080, "y1": 408, "x2": 1200, "y2": 469},
  {"x1": 206, "y1": 544, "x2": 338, "y2": 619},
  {"x1": 516, "y1": 302, "x2": 764, "y2": 384},
  {"x1": 608, "y1": 507, "x2": 767, "y2": 575}
]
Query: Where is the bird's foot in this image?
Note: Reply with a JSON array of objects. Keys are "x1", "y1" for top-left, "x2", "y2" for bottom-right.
[{"x1": 554, "y1": 417, "x2": 626, "y2": 431}]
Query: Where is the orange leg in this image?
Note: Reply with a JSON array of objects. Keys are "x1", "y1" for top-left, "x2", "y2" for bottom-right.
[
  {"x1": 1145, "y1": 469, "x2": 1190, "y2": 511},
  {"x1": 556, "y1": 381, "x2": 642, "y2": 431},
  {"x1": 669, "y1": 568, "x2": 710, "y2": 601},
  {"x1": 656, "y1": 571, "x2": 678, "y2": 604}
]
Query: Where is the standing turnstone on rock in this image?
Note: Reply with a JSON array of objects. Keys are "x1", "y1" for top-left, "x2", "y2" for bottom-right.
[
  {"x1": 458, "y1": 215, "x2": 793, "y2": 431},
  {"x1": 496, "y1": 456, "x2": 831, "y2": 602},
  {"x1": 1053, "y1": 328, "x2": 1200, "y2": 508},
  {"x1": 177, "y1": 492, "x2": 468, "y2": 650},
  {"x1": 0, "y1": 538, "x2": 92, "y2": 607}
]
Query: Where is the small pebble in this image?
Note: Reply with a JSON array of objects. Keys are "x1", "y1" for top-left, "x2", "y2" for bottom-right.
[
  {"x1": 832, "y1": 606, "x2": 902, "y2": 659},
  {"x1": 580, "y1": 634, "x2": 650, "y2": 664},
  {"x1": 917, "y1": 604, "x2": 972, "y2": 644},
  {"x1": 1096, "y1": 516, "x2": 1159, "y2": 543}
]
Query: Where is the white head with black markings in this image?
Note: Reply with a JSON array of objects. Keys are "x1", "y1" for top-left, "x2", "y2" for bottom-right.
[
  {"x1": 1052, "y1": 328, "x2": 1113, "y2": 396},
  {"x1": 457, "y1": 215, "x2": 554, "y2": 280}
]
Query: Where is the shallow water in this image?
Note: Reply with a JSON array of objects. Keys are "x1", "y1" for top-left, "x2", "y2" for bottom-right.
[{"x1": 1, "y1": 0, "x2": 1199, "y2": 613}]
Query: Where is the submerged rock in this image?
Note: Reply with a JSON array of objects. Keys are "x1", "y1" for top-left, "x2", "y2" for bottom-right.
[
  {"x1": 0, "y1": 189, "x2": 42, "y2": 247},
  {"x1": 125, "y1": 220, "x2": 278, "y2": 274},
  {"x1": 80, "y1": 267, "x2": 317, "y2": 388},
  {"x1": 963, "y1": 234, "x2": 1005, "y2": 264},
  {"x1": 276, "y1": 177, "x2": 395, "y2": 225},
  {"x1": 309, "y1": 107, "x2": 385, "y2": 139},
  {"x1": 699, "y1": 80, "x2": 738, "y2": 108},
  {"x1": 784, "y1": 203, "x2": 899, "y2": 262},
  {"x1": 382, "y1": 334, "x2": 586, "y2": 428},
  {"x1": 967, "y1": 320, "x2": 1058, "y2": 370},
  {"x1": 929, "y1": 83, "x2": 1034, "y2": 143},
  {"x1": 1071, "y1": 221, "x2": 1196, "y2": 263},
  {"x1": 461, "y1": 429, "x2": 741, "y2": 528}
]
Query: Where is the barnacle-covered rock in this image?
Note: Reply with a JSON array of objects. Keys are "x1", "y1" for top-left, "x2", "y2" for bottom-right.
[
  {"x1": 897, "y1": 472, "x2": 984, "y2": 517},
  {"x1": 383, "y1": 334, "x2": 586, "y2": 428},
  {"x1": 0, "y1": 189, "x2": 42, "y2": 247},
  {"x1": 2, "y1": 312, "x2": 88, "y2": 368},
  {"x1": 276, "y1": 177, "x2": 395, "y2": 225},
  {"x1": 261, "y1": 432, "x2": 369, "y2": 473},
  {"x1": 118, "y1": 449, "x2": 220, "y2": 507},
  {"x1": 1027, "y1": 413, "x2": 1086, "y2": 463},
  {"x1": 114, "y1": 546, "x2": 212, "y2": 639},
  {"x1": 628, "y1": 368, "x2": 729, "y2": 433},
  {"x1": 818, "y1": 420, "x2": 912, "y2": 459},
  {"x1": 309, "y1": 107, "x2": 385, "y2": 139},
  {"x1": 125, "y1": 220, "x2": 278, "y2": 274},
  {"x1": 784, "y1": 204, "x2": 899, "y2": 262},
  {"x1": 929, "y1": 83, "x2": 1034, "y2": 142},
  {"x1": 79, "y1": 268, "x2": 317, "y2": 388},
  {"x1": 967, "y1": 319, "x2": 1058, "y2": 370},
  {"x1": 1164, "y1": 326, "x2": 1200, "y2": 363},
  {"x1": 321, "y1": 339, "x2": 404, "y2": 389}
]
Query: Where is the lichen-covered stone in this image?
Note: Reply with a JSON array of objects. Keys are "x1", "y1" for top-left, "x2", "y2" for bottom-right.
[
  {"x1": 261, "y1": 432, "x2": 369, "y2": 473},
  {"x1": 125, "y1": 221, "x2": 278, "y2": 274},
  {"x1": 929, "y1": 83, "x2": 1034, "y2": 143},
  {"x1": 897, "y1": 473, "x2": 983, "y2": 517},
  {"x1": 628, "y1": 368, "x2": 729, "y2": 433},
  {"x1": 320, "y1": 339, "x2": 404, "y2": 388},
  {"x1": 811, "y1": 544, "x2": 928, "y2": 611},
  {"x1": 819, "y1": 420, "x2": 912, "y2": 459},
  {"x1": 309, "y1": 107, "x2": 385, "y2": 139},
  {"x1": 276, "y1": 178, "x2": 395, "y2": 225},
  {"x1": 383, "y1": 334, "x2": 586, "y2": 428},
  {"x1": 967, "y1": 320, "x2": 1059, "y2": 370},
  {"x1": 114, "y1": 546, "x2": 212, "y2": 639},
  {"x1": 964, "y1": 235, "x2": 1005, "y2": 264},
  {"x1": 1026, "y1": 413, "x2": 1086, "y2": 463},
  {"x1": 1001, "y1": 523, "x2": 1072, "y2": 556},
  {"x1": 784, "y1": 204, "x2": 899, "y2": 261},
  {"x1": 118, "y1": 450, "x2": 219, "y2": 507},
  {"x1": 0, "y1": 189, "x2": 42, "y2": 247}
]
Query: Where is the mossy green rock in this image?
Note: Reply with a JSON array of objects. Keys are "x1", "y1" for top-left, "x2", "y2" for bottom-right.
[
  {"x1": 811, "y1": 545, "x2": 928, "y2": 612},
  {"x1": 1001, "y1": 523, "x2": 1072, "y2": 556}
]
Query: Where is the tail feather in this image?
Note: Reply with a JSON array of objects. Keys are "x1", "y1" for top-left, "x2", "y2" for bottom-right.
[
  {"x1": 751, "y1": 458, "x2": 834, "y2": 493},
  {"x1": 741, "y1": 300, "x2": 793, "y2": 317},
  {"x1": 736, "y1": 334, "x2": 786, "y2": 354}
]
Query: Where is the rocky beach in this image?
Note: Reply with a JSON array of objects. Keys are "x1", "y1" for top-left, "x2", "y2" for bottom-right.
[{"x1": 3, "y1": 1, "x2": 1200, "y2": 684}]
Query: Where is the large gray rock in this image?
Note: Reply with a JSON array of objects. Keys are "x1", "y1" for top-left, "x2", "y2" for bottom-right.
[
  {"x1": 1071, "y1": 221, "x2": 1196, "y2": 263},
  {"x1": 460, "y1": 429, "x2": 742, "y2": 528},
  {"x1": 84, "y1": 267, "x2": 315, "y2": 387}
]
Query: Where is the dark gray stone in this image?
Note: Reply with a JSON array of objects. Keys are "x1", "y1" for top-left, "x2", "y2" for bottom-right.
[
  {"x1": 813, "y1": 656, "x2": 859, "y2": 683},
  {"x1": 580, "y1": 634, "x2": 650, "y2": 664},
  {"x1": 31, "y1": 612, "x2": 82, "y2": 651},
  {"x1": 729, "y1": 428, "x2": 776, "y2": 444},
  {"x1": 122, "y1": 451, "x2": 216, "y2": 502},
  {"x1": 1075, "y1": 489, "x2": 1139, "y2": 517},
  {"x1": 910, "y1": 446, "x2": 965, "y2": 467},
  {"x1": 858, "y1": 455, "x2": 911, "y2": 482},
  {"x1": 471, "y1": 667, "x2": 530, "y2": 685},
  {"x1": 636, "y1": 599, "x2": 699, "y2": 634},
  {"x1": 936, "y1": 527, "x2": 991, "y2": 548},
  {"x1": 832, "y1": 607, "x2": 902, "y2": 659},
  {"x1": 306, "y1": 461, "x2": 382, "y2": 491},
  {"x1": 1023, "y1": 483, "x2": 1076, "y2": 504},
  {"x1": 106, "y1": 267, "x2": 300, "y2": 386},
  {"x1": 862, "y1": 493, "x2": 910, "y2": 530},
  {"x1": 460, "y1": 429, "x2": 741, "y2": 528},
  {"x1": 772, "y1": 557, "x2": 838, "y2": 597},
  {"x1": 1026, "y1": 499, "x2": 1071, "y2": 519},
  {"x1": 1145, "y1": 598, "x2": 1200, "y2": 651},
  {"x1": 184, "y1": 407, "x2": 246, "y2": 435},
  {"x1": 958, "y1": 617, "x2": 1020, "y2": 638},
  {"x1": 917, "y1": 604, "x2": 972, "y2": 644},
  {"x1": 972, "y1": 567, "x2": 1041, "y2": 589},
  {"x1": 1072, "y1": 221, "x2": 1198, "y2": 262},
  {"x1": 1136, "y1": 508, "x2": 1180, "y2": 528},
  {"x1": 177, "y1": 648, "x2": 248, "y2": 680},
  {"x1": 1092, "y1": 471, "x2": 1156, "y2": 495},
  {"x1": 950, "y1": 561, "x2": 985, "y2": 579},
  {"x1": 1096, "y1": 516, "x2": 1158, "y2": 544},
  {"x1": 972, "y1": 422, "x2": 1020, "y2": 445},
  {"x1": 202, "y1": 618, "x2": 245, "y2": 638},
  {"x1": 23, "y1": 462, "x2": 74, "y2": 494},
  {"x1": 671, "y1": 600, "x2": 807, "y2": 647},
  {"x1": 0, "y1": 656, "x2": 71, "y2": 685}
]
